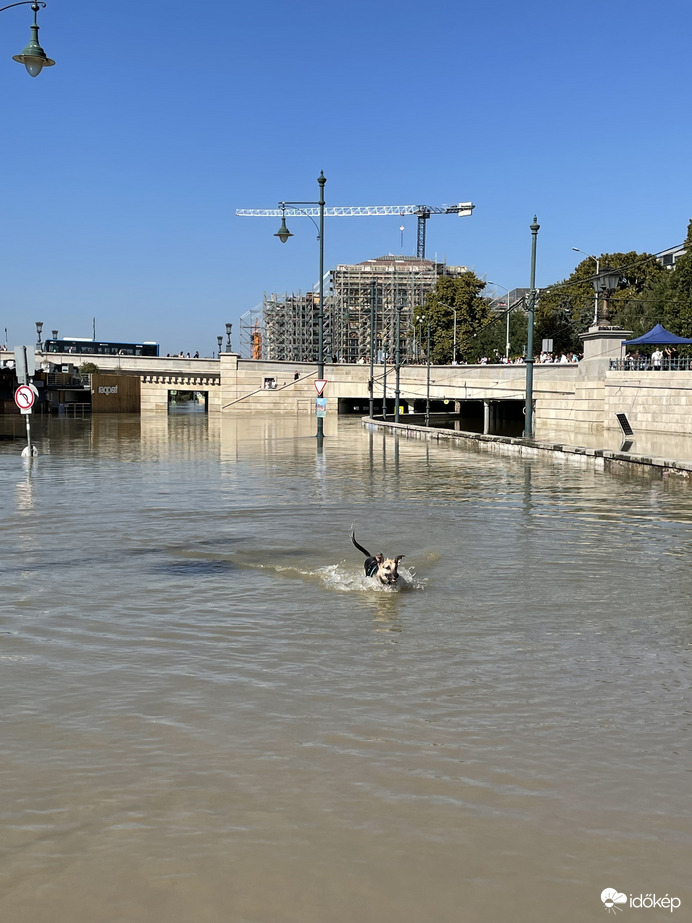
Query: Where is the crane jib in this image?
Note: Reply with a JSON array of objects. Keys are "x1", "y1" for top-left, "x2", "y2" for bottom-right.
[
  {"x1": 235, "y1": 203, "x2": 474, "y2": 219},
  {"x1": 235, "y1": 203, "x2": 474, "y2": 259}
]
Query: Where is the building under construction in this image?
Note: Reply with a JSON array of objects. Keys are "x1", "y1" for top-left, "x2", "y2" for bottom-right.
[
  {"x1": 240, "y1": 256, "x2": 469, "y2": 362},
  {"x1": 330, "y1": 255, "x2": 469, "y2": 363}
]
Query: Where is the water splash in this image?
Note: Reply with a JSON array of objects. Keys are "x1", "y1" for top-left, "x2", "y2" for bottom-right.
[{"x1": 265, "y1": 562, "x2": 424, "y2": 593}]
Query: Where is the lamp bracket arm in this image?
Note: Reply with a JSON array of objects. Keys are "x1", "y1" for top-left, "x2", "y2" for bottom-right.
[{"x1": 0, "y1": 1, "x2": 46, "y2": 12}]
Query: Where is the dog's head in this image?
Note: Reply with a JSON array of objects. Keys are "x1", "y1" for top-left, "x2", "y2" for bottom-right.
[{"x1": 374, "y1": 553, "x2": 404, "y2": 586}]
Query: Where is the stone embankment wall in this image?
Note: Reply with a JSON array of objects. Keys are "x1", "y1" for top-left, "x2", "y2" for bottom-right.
[
  {"x1": 11, "y1": 347, "x2": 692, "y2": 438},
  {"x1": 603, "y1": 371, "x2": 692, "y2": 436}
]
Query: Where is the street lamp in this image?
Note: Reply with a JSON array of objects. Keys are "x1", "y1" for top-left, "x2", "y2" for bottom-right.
[
  {"x1": 592, "y1": 266, "x2": 620, "y2": 325},
  {"x1": 425, "y1": 319, "x2": 431, "y2": 427},
  {"x1": 2, "y1": 1, "x2": 54, "y2": 76},
  {"x1": 433, "y1": 301, "x2": 458, "y2": 363},
  {"x1": 394, "y1": 300, "x2": 403, "y2": 422},
  {"x1": 524, "y1": 217, "x2": 540, "y2": 438},
  {"x1": 487, "y1": 283, "x2": 512, "y2": 359},
  {"x1": 418, "y1": 314, "x2": 431, "y2": 426},
  {"x1": 217, "y1": 335, "x2": 223, "y2": 357},
  {"x1": 275, "y1": 171, "x2": 327, "y2": 440},
  {"x1": 35, "y1": 320, "x2": 43, "y2": 350},
  {"x1": 225, "y1": 323, "x2": 232, "y2": 352},
  {"x1": 572, "y1": 247, "x2": 599, "y2": 326},
  {"x1": 368, "y1": 279, "x2": 376, "y2": 419},
  {"x1": 416, "y1": 314, "x2": 426, "y2": 363}
]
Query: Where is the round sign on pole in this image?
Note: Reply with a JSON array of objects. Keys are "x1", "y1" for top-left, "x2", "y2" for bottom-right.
[{"x1": 15, "y1": 385, "x2": 36, "y2": 410}]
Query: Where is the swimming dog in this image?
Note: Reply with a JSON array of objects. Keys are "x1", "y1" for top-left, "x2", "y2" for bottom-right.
[{"x1": 351, "y1": 530, "x2": 404, "y2": 586}]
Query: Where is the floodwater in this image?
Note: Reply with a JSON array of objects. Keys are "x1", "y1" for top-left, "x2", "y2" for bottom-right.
[{"x1": 1, "y1": 413, "x2": 690, "y2": 923}]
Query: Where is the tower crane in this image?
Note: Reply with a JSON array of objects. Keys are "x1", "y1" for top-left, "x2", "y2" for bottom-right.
[{"x1": 235, "y1": 201, "x2": 474, "y2": 260}]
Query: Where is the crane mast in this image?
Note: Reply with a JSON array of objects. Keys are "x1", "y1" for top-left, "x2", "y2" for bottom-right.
[{"x1": 235, "y1": 202, "x2": 474, "y2": 259}]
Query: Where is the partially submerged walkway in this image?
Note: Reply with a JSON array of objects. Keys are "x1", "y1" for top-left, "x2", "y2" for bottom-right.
[{"x1": 364, "y1": 416, "x2": 692, "y2": 480}]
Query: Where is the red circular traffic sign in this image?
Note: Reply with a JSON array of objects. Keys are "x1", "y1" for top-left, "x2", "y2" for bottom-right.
[{"x1": 15, "y1": 385, "x2": 36, "y2": 410}]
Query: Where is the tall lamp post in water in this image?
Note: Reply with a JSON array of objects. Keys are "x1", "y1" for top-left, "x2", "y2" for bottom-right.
[
  {"x1": 524, "y1": 217, "x2": 540, "y2": 438},
  {"x1": 275, "y1": 172, "x2": 327, "y2": 441},
  {"x1": 2, "y1": 1, "x2": 55, "y2": 75}
]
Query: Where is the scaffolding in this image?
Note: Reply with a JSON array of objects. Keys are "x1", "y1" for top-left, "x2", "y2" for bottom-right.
[
  {"x1": 239, "y1": 305, "x2": 264, "y2": 359},
  {"x1": 239, "y1": 295, "x2": 321, "y2": 361},
  {"x1": 330, "y1": 256, "x2": 468, "y2": 363},
  {"x1": 241, "y1": 256, "x2": 468, "y2": 363},
  {"x1": 266, "y1": 292, "x2": 320, "y2": 361}
]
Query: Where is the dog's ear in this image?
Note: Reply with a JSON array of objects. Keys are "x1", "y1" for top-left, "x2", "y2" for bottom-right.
[
  {"x1": 375, "y1": 553, "x2": 384, "y2": 563},
  {"x1": 395, "y1": 555, "x2": 405, "y2": 564}
]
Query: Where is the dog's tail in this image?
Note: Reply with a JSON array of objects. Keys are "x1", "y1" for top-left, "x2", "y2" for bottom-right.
[{"x1": 350, "y1": 529, "x2": 371, "y2": 558}]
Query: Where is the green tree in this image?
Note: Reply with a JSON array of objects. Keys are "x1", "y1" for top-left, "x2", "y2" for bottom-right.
[
  {"x1": 536, "y1": 251, "x2": 666, "y2": 353},
  {"x1": 472, "y1": 295, "x2": 529, "y2": 361},
  {"x1": 413, "y1": 272, "x2": 493, "y2": 363},
  {"x1": 661, "y1": 220, "x2": 692, "y2": 337}
]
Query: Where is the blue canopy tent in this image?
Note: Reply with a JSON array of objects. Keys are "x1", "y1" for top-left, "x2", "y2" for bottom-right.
[{"x1": 622, "y1": 323, "x2": 692, "y2": 345}]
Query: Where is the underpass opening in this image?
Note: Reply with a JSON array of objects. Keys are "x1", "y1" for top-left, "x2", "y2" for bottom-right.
[
  {"x1": 338, "y1": 397, "x2": 411, "y2": 415},
  {"x1": 338, "y1": 396, "x2": 524, "y2": 435},
  {"x1": 168, "y1": 390, "x2": 208, "y2": 413}
]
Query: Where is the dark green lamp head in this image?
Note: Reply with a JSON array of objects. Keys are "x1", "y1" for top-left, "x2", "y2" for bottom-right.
[{"x1": 12, "y1": 4, "x2": 55, "y2": 77}]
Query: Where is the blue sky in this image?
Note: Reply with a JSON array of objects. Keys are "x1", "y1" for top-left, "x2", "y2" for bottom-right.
[{"x1": 2, "y1": 0, "x2": 690, "y2": 357}]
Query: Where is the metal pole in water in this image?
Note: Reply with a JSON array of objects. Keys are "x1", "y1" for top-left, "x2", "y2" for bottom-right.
[
  {"x1": 524, "y1": 216, "x2": 540, "y2": 438},
  {"x1": 394, "y1": 301, "x2": 402, "y2": 423},
  {"x1": 369, "y1": 280, "x2": 375, "y2": 419},
  {"x1": 425, "y1": 322, "x2": 431, "y2": 428}
]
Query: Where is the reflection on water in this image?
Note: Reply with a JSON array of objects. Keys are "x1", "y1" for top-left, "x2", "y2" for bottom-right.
[{"x1": 1, "y1": 413, "x2": 691, "y2": 923}]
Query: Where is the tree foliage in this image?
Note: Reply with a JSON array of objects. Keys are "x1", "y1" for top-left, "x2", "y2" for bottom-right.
[
  {"x1": 659, "y1": 220, "x2": 692, "y2": 338},
  {"x1": 412, "y1": 272, "x2": 495, "y2": 363},
  {"x1": 410, "y1": 217, "x2": 692, "y2": 364},
  {"x1": 536, "y1": 251, "x2": 667, "y2": 353}
]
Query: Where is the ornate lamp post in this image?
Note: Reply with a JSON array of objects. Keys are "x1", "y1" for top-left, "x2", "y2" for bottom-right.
[
  {"x1": 35, "y1": 320, "x2": 43, "y2": 350},
  {"x1": 592, "y1": 266, "x2": 620, "y2": 325},
  {"x1": 2, "y1": 1, "x2": 54, "y2": 76},
  {"x1": 216, "y1": 335, "x2": 223, "y2": 358},
  {"x1": 225, "y1": 323, "x2": 232, "y2": 352},
  {"x1": 275, "y1": 172, "x2": 327, "y2": 440}
]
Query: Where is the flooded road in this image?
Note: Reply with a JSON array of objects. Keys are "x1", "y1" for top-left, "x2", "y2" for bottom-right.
[{"x1": 1, "y1": 413, "x2": 690, "y2": 922}]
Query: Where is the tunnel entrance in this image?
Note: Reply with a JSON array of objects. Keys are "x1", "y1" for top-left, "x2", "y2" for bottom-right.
[{"x1": 168, "y1": 390, "x2": 208, "y2": 413}]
